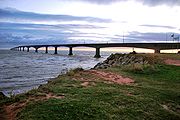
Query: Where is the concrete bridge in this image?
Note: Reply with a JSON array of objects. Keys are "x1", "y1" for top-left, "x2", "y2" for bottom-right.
[{"x1": 11, "y1": 43, "x2": 180, "y2": 58}]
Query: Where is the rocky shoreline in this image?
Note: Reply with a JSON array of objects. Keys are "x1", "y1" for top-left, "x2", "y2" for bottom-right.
[
  {"x1": 94, "y1": 53, "x2": 160, "y2": 69},
  {"x1": 0, "y1": 53, "x2": 161, "y2": 97}
]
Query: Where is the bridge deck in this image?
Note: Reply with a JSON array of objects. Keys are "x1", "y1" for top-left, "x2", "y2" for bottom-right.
[{"x1": 11, "y1": 43, "x2": 180, "y2": 58}]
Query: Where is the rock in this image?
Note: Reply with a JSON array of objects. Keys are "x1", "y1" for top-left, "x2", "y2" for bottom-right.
[
  {"x1": 108, "y1": 60, "x2": 115, "y2": 65},
  {"x1": 94, "y1": 53, "x2": 152, "y2": 69},
  {"x1": 130, "y1": 51, "x2": 137, "y2": 54},
  {"x1": 107, "y1": 54, "x2": 115, "y2": 60},
  {"x1": 0, "y1": 92, "x2": 6, "y2": 99},
  {"x1": 103, "y1": 59, "x2": 109, "y2": 64}
]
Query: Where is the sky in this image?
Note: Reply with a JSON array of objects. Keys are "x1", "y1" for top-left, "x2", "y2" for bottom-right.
[{"x1": 0, "y1": 0, "x2": 180, "y2": 48}]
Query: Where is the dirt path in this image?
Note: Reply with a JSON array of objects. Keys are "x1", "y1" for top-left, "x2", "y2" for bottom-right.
[
  {"x1": 164, "y1": 59, "x2": 180, "y2": 66},
  {"x1": 2, "y1": 93, "x2": 64, "y2": 120},
  {"x1": 86, "y1": 70, "x2": 134, "y2": 85}
]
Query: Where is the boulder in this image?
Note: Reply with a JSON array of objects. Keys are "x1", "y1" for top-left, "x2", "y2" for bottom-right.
[
  {"x1": 94, "y1": 53, "x2": 152, "y2": 69},
  {"x1": 130, "y1": 51, "x2": 137, "y2": 54},
  {"x1": 0, "y1": 92, "x2": 6, "y2": 99}
]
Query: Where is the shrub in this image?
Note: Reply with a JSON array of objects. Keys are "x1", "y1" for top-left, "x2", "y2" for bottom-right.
[
  {"x1": 122, "y1": 63, "x2": 144, "y2": 72},
  {"x1": 121, "y1": 63, "x2": 159, "y2": 74},
  {"x1": 67, "y1": 67, "x2": 84, "y2": 76}
]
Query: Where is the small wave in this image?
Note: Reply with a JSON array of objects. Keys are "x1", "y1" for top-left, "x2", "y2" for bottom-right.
[{"x1": 3, "y1": 75, "x2": 23, "y2": 79}]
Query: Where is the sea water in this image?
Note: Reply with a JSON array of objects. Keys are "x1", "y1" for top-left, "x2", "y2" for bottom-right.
[{"x1": 0, "y1": 49, "x2": 113, "y2": 96}]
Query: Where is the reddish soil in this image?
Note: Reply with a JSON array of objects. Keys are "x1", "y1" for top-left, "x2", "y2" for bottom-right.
[
  {"x1": 86, "y1": 70, "x2": 134, "y2": 85},
  {"x1": 2, "y1": 93, "x2": 64, "y2": 120},
  {"x1": 165, "y1": 59, "x2": 180, "y2": 66}
]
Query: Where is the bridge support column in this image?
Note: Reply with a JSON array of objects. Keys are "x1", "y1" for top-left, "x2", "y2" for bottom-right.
[
  {"x1": 94, "y1": 48, "x2": 101, "y2": 58},
  {"x1": 27, "y1": 47, "x2": 30, "y2": 52},
  {"x1": 23, "y1": 47, "x2": 25, "y2": 51},
  {"x1": 35, "y1": 48, "x2": 38, "y2": 53},
  {"x1": 20, "y1": 47, "x2": 21, "y2": 51},
  {"x1": 45, "y1": 47, "x2": 48, "y2": 53},
  {"x1": 68, "y1": 47, "x2": 73, "y2": 56},
  {"x1": 154, "y1": 49, "x2": 160, "y2": 53},
  {"x1": 54, "y1": 47, "x2": 58, "y2": 54}
]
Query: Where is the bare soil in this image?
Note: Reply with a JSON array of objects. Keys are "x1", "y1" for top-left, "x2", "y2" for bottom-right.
[
  {"x1": 85, "y1": 70, "x2": 134, "y2": 85},
  {"x1": 2, "y1": 93, "x2": 64, "y2": 120},
  {"x1": 165, "y1": 59, "x2": 180, "y2": 66}
]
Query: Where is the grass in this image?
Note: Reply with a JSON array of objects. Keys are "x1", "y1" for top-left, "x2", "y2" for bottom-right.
[
  {"x1": 136, "y1": 53, "x2": 180, "y2": 60},
  {"x1": 1, "y1": 54, "x2": 180, "y2": 120},
  {"x1": 15, "y1": 64, "x2": 180, "y2": 120}
]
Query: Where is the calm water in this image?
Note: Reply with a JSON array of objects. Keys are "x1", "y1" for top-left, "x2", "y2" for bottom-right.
[{"x1": 0, "y1": 49, "x2": 113, "y2": 96}]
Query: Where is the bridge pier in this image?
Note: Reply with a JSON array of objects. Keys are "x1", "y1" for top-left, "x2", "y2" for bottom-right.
[
  {"x1": 27, "y1": 47, "x2": 30, "y2": 52},
  {"x1": 68, "y1": 47, "x2": 73, "y2": 55},
  {"x1": 20, "y1": 47, "x2": 21, "y2": 51},
  {"x1": 35, "y1": 48, "x2": 38, "y2": 53},
  {"x1": 94, "y1": 48, "x2": 101, "y2": 58},
  {"x1": 154, "y1": 49, "x2": 160, "y2": 53},
  {"x1": 23, "y1": 47, "x2": 25, "y2": 51},
  {"x1": 45, "y1": 47, "x2": 48, "y2": 53},
  {"x1": 54, "y1": 47, "x2": 58, "y2": 54}
]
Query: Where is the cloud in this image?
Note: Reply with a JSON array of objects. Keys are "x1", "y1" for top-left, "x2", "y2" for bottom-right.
[
  {"x1": 74, "y1": 0, "x2": 180, "y2": 6},
  {"x1": 0, "y1": 32, "x2": 70, "y2": 48},
  {"x1": 0, "y1": 22, "x2": 105, "y2": 31},
  {"x1": 0, "y1": 8, "x2": 112, "y2": 23},
  {"x1": 137, "y1": 0, "x2": 180, "y2": 6},
  {"x1": 123, "y1": 31, "x2": 180, "y2": 43},
  {"x1": 0, "y1": 22, "x2": 106, "y2": 39},
  {"x1": 75, "y1": 0, "x2": 122, "y2": 4},
  {"x1": 0, "y1": 22, "x2": 108, "y2": 48},
  {"x1": 140, "y1": 24, "x2": 176, "y2": 29}
]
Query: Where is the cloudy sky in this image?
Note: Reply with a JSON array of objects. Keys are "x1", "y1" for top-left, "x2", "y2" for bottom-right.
[{"x1": 0, "y1": 0, "x2": 180, "y2": 48}]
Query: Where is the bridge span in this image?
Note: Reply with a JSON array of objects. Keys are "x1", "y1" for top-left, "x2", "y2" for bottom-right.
[{"x1": 11, "y1": 43, "x2": 180, "y2": 58}]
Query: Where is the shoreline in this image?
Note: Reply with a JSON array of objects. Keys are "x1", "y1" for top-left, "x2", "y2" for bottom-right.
[
  {"x1": 1, "y1": 53, "x2": 180, "y2": 97},
  {"x1": 0, "y1": 49, "x2": 107, "y2": 97},
  {"x1": 0, "y1": 53, "x2": 180, "y2": 120}
]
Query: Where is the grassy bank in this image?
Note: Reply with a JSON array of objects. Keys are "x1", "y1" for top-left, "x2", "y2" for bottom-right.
[{"x1": 0, "y1": 54, "x2": 180, "y2": 120}]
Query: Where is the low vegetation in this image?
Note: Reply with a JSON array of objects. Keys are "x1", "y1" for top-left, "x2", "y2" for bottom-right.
[{"x1": 0, "y1": 53, "x2": 180, "y2": 120}]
